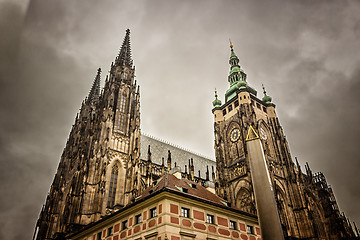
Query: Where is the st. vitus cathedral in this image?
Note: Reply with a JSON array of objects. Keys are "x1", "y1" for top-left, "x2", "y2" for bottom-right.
[{"x1": 34, "y1": 30, "x2": 358, "y2": 240}]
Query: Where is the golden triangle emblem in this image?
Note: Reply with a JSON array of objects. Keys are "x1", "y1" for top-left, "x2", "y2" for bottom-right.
[{"x1": 246, "y1": 125, "x2": 259, "y2": 141}]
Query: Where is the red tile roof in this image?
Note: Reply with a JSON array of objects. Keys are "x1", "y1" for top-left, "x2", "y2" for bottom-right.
[
  {"x1": 136, "y1": 173, "x2": 255, "y2": 217},
  {"x1": 68, "y1": 172, "x2": 257, "y2": 238}
]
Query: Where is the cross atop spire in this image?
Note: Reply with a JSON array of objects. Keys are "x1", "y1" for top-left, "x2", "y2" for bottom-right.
[
  {"x1": 86, "y1": 68, "x2": 101, "y2": 105},
  {"x1": 115, "y1": 29, "x2": 133, "y2": 67}
]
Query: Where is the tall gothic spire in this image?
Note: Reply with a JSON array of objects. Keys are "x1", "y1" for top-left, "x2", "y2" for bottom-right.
[
  {"x1": 115, "y1": 29, "x2": 133, "y2": 67},
  {"x1": 86, "y1": 68, "x2": 101, "y2": 105}
]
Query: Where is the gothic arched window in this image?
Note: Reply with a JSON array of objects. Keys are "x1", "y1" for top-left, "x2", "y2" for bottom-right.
[
  {"x1": 117, "y1": 94, "x2": 127, "y2": 133},
  {"x1": 236, "y1": 189, "x2": 256, "y2": 215},
  {"x1": 107, "y1": 164, "x2": 118, "y2": 207},
  {"x1": 119, "y1": 94, "x2": 127, "y2": 113}
]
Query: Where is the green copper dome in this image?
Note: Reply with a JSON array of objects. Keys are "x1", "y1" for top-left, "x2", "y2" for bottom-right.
[
  {"x1": 223, "y1": 41, "x2": 258, "y2": 102},
  {"x1": 236, "y1": 80, "x2": 247, "y2": 89},
  {"x1": 212, "y1": 90, "x2": 222, "y2": 107},
  {"x1": 262, "y1": 84, "x2": 272, "y2": 104}
]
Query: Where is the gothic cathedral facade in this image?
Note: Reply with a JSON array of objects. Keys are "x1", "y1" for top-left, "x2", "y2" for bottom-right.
[
  {"x1": 34, "y1": 30, "x2": 357, "y2": 240},
  {"x1": 212, "y1": 42, "x2": 356, "y2": 239},
  {"x1": 35, "y1": 29, "x2": 143, "y2": 239}
]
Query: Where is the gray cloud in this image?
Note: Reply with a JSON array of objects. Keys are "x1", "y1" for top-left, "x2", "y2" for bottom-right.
[{"x1": 0, "y1": 0, "x2": 359, "y2": 239}]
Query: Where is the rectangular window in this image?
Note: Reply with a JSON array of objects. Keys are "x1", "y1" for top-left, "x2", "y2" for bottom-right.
[
  {"x1": 150, "y1": 207, "x2": 157, "y2": 218},
  {"x1": 263, "y1": 106, "x2": 267, "y2": 113},
  {"x1": 181, "y1": 207, "x2": 190, "y2": 218},
  {"x1": 122, "y1": 220, "x2": 128, "y2": 230},
  {"x1": 230, "y1": 220, "x2": 237, "y2": 230},
  {"x1": 234, "y1": 100, "x2": 239, "y2": 107},
  {"x1": 256, "y1": 103, "x2": 261, "y2": 109},
  {"x1": 97, "y1": 231, "x2": 102, "y2": 240},
  {"x1": 247, "y1": 225, "x2": 254, "y2": 234},
  {"x1": 228, "y1": 105, "x2": 233, "y2": 112},
  {"x1": 107, "y1": 226, "x2": 113, "y2": 236},
  {"x1": 206, "y1": 214, "x2": 214, "y2": 224},
  {"x1": 135, "y1": 214, "x2": 142, "y2": 224},
  {"x1": 222, "y1": 109, "x2": 227, "y2": 116}
]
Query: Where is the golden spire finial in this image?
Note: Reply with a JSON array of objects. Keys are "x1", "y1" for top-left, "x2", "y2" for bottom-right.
[{"x1": 229, "y1": 38, "x2": 233, "y2": 49}]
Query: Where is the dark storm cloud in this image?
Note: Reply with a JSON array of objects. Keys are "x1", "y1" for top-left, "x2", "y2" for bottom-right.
[
  {"x1": 282, "y1": 60, "x2": 360, "y2": 219},
  {"x1": 0, "y1": 0, "x2": 359, "y2": 240}
]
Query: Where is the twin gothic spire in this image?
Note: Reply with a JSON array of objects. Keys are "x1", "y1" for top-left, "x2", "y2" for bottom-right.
[
  {"x1": 86, "y1": 29, "x2": 133, "y2": 104},
  {"x1": 115, "y1": 28, "x2": 133, "y2": 67},
  {"x1": 86, "y1": 68, "x2": 101, "y2": 105}
]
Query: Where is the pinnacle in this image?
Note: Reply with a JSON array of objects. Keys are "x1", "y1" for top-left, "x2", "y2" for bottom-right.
[
  {"x1": 262, "y1": 84, "x2": 272, "y2": 104},
  {"x1": 86, "y1": 68, "x2": 101, "y2": 105},
  {"x1": 115, "y1": 29, "x2": 133, "y2": 67}
]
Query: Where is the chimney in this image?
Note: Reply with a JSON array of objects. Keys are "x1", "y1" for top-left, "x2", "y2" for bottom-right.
[
  {"x1": 170, "y1": 166, "x2": 182, "y2": 179},
  {"x1": 205, "y1": 181, "x2": 215, "y2": 194}
]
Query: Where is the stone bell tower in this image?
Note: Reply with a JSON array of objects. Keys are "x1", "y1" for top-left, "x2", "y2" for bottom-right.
[
  {"x1": 211, "y1": 41, "x2": 355, "y2": 239},
  {"x1": 34, "y1": 29, "x2": 141, "y2": 240}
]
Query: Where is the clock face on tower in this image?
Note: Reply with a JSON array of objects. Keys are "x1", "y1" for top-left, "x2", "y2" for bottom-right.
[{"x1": 230, "y1": 128, "x2": 241, "y2": 142}]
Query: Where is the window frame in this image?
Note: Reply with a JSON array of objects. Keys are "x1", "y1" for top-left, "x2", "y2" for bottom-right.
[
  {"x1": 135, "y1": 214, "x2": 142, "y2": 225},
  {"x1": 247, "y1": 225, "x2": 254, "y2": 234},
  {"x1": 230, "y1": 220, "x2": 237, "y2": 230},
  {"x1": 96, "y1": 231, "x2": 102, "y2": 240},
  {"x1": 119, "y1": 94, "x2": 127, "y2": 113},
  {"x1": 107, "y1": 226, "x2": 113, "y2": 237},
  {"x1": 234, "y1": 100, "x2": 239, "y2": 108},
  {"x1": 181, "y1": 207, "x2": 190, "y2": 218},
  {"x1": 150, "y1": 207, "x2": 157, "y2": 218},
  {"x1": 107, "y1": 164, "x2": 119, "y2": 208},
  {"x1": 121, "y1": 220, "x2": 128, "y2": 230},
  {"x1": 206, "y1": 214, "x2": 214, "y2": 224}
]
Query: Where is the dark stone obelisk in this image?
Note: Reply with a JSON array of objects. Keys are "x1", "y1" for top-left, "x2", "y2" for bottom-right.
[{"x1": 246, "y1": 126, "x2": 284, "y2": 240}]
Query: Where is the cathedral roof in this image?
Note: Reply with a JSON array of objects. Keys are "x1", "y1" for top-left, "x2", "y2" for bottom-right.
[{"x1": 140, "y1": 134, "x2": 215, "y2": 178}]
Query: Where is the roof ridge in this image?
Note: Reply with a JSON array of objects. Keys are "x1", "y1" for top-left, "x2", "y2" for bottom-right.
[{"x1": 141, "y1": 131, "x2": 215, "y2": 161}]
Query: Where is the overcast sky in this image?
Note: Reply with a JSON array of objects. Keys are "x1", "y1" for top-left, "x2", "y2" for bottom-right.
[{"x1": 1, "y1": 0, "x2": 360, "y2": 239}]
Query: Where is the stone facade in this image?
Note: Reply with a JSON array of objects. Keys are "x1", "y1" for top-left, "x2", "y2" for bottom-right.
[
  {"x1": 33, "y1": 30, "x2": 358, "y2": 240},
  {"x1": 33, "y1": 30, "x2": 216, "y2": 240},
  {"x1": 212, "y1": 44, "x2": 357, "y2": 239}
]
